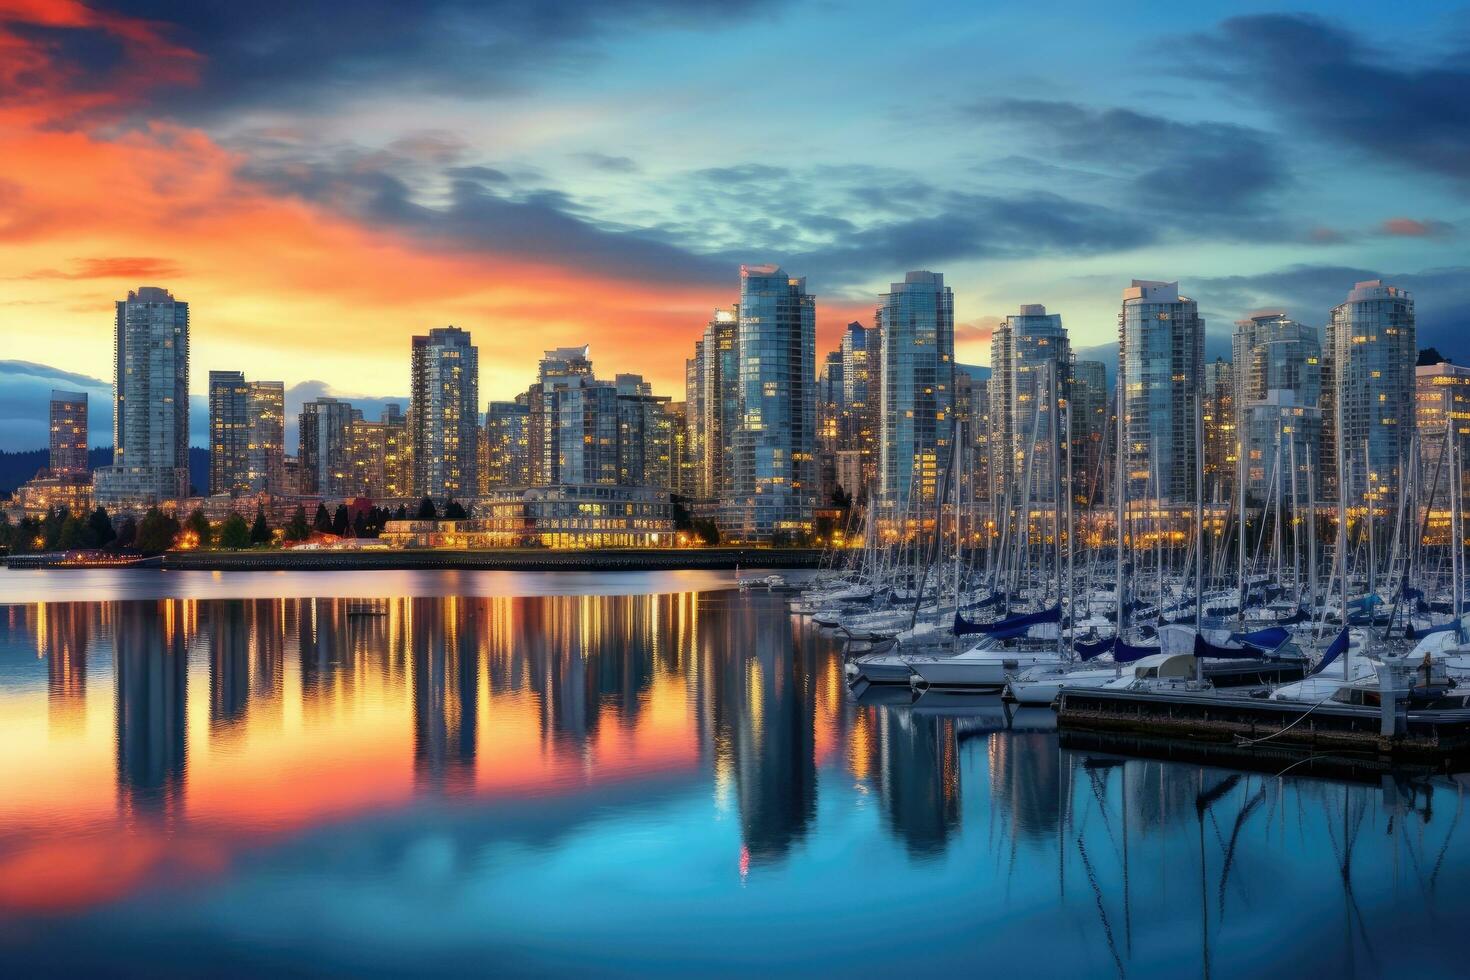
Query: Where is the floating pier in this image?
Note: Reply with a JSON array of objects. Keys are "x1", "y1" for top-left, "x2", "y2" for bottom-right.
[{"x1": 1057, "y1": 687, "x2": 1470, "y2": 770}]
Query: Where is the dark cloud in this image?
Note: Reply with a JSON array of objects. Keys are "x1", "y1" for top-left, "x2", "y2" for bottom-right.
[
  {"x1": 1189, "y1": 264, "x2": 1470, "y2": 362},
  {"x1": 1186, "y1": 14, "x2": 1470, "y2": 187},
  {"x1": 973, "y1": 99, "x2": 1287, "y2": 223},
  {"x1": 75, "y1": 1, "x2": 781, "y2": 116}
]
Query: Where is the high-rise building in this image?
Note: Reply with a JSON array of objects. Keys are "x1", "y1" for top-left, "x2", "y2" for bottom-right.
[
  {"x1": 666, "y1": 401, "x2": 697, "y2": 498},
  {"x1": 1118, "y1": 281, "x2": 1204, "y2": 505},
  {"x1": 817, "y1": 348, "x2": 844, "y2": 504},
  {"x1": 699, "y1": 308, "x2": 740, "y2": 501},
  {"x1": 410, "y1": 326, "x2": 480, "y2": 500},
  {"x1": 246, "y1": 381, "x2": 286, "y2": 494},
  {"x1": 94, "y1": 286, "x2": 190, "y2": 507},
  {"x1": 615, "y1": 373, "x2": 674, "y2": 489},
  {"x1": 684, "y1": 346, "x2": 704, "y2": 491},
  {"x1": 485, "y1": 399, "x2": 531, "y2": 488},
  {"x1": 725, "y1": 265, "x2": 816, "y2": 542},
  {"x1": 878, "y1": 272, "x2": 955, "y2": 510},
  {"x1": 1201, "y1": 358, "x2": 1236, "y2": 503},
  {"x1": 1069, "y1": 360, "x2": 1108, "y2": 505},
  {"x1": 839, "y1": 322, "x2": 876, "y2": 491},
  {"x1": 989, "y1": 304, "x2": 1070, "y2": 503},
  {"x1": 528, "y1": 345, "x2": 595, "y2": 487},
  {"x1": 350, "y1": 403, "x2": 410, "y2": 499},
  {"x1": 208, "y1": 370, "x2": 249, "y2": 495},
  {"x1": 556, "y1": 380, "x2": 620, "y2": 486},
  {"x1": 48, "y1": 389, "x2": 88, "y2": 477},
  {"x1": 1232, "y1": 313, "x2": 1322, "y2": 500},
  {"x1": 1416, "y1": 359, "x2": 1470, "y2": 516},
  {"x1": 1325, "y1": 280, "x2": 1416, "y2": 508},
  {"x1": 298, "y1": 397, "x2": 354, "y2": 496}
]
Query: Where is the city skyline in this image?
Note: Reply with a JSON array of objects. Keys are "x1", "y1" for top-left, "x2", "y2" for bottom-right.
[{"x1": 2, "y1": 1, "x2": 1468, "y2": 449}]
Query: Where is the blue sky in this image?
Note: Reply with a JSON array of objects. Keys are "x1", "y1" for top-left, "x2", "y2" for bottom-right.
[{"x1": 1, "y1": 0, "x2": 1466, "y2": 448}]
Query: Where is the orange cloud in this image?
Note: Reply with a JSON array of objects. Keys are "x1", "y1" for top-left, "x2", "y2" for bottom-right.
[{"x1": 1380, "y1": 217, "x2": 1453, "y2": 238}]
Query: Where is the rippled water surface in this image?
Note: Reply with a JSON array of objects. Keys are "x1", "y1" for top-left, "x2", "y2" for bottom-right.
[{"x1": 1, "y1": 571, "x2": 1467, "y2": 977}]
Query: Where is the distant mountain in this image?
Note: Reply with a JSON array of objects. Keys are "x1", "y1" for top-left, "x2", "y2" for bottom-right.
[{"x1": 0, "y1": 447, "x2": 209, "y2": 498}]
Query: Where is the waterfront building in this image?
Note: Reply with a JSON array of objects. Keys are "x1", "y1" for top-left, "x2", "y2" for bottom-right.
[
  {"x1": 208, "y1": 371, "x2": 249, "y2": 495},
  {"x1": 615, "y1": 374, "x2": 674, "y2": 490},
  {"x1": 699, "y1": 308, "x2": 740, "y2": 502},
  {"x1": 684, "y1": 346, "x2": 704, "y2": 492},
  {"x1": 246, "y1": 381, "x2": 286, "y2": 494},
  {"x1": 725, "y1": 265, "x2": 816, "y2": 542},
  {"x1": 1202, "y1": 358, "x2": 1236, "y2": 503},
  {"x1": 411, "y1": 326, "x2": 480, "y2": 500},
  {"x1": 528, "y1": 345, "x2": 595, "y2": 487},
  {"x1": 838, "y1": 322, "x2": 877, "y2": 493},
  {"x1": 666, "y1": 401, "x2": 697, "y2": 499},
  {"x1": 818, "y1": 348, "x2": 844, "y2": 504},
  {"x1": 485, "y1": 399, "x2": 531, "y2": 488},
  {"x1": 298, "y1": 397, "x2": 355, "y2": 496},
  {"x1": 382, "y1": 485, "x2": 675, "y2": 549},
  {"x1": 1325, "y1": 280, "x2": 1416, "y2": 508},
  {"x1": 1232, "y1": 313, "x2": 1322, "y2": 501},
  {"x1": 878, "y1": 272, "x2": 954, "y2": 510},
  {"x1": 1118, "y1": 281, "x2": 1204, "y2": 505},
  {"x1": 989, "y1": 304, "x2": 1070, "y2": 504},
  {"x1": 350, "y1": 404, "x2": 411, "y2": 499},
  {"x1": 94, "y1": 286, "x2": 190, "y2": 508},
  {"x1": 49, "y1": 389, "x2": 88, "y2": 477},
  {"x1": 1415, "y1": 359, "x2": 1470, "y2": 517},
  {"x1": 1069, "y1": 360, "x2": 1108, "y2": 505}
]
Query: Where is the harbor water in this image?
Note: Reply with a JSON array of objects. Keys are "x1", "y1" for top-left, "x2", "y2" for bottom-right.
[{"x1": 1, "y1": 570, "x2": 1467, "y2": 977}]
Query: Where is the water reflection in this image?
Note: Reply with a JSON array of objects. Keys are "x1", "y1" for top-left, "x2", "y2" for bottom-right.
[{"x1": 0, "y1": 588, "x2": 1467, "y2": 975}]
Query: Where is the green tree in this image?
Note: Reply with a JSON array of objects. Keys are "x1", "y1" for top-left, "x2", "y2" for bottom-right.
[
  {"x1": 443, "y1": 499, "x2": 467, "y2": 520},
  {"x1": 218, "y1": 512, "x2": 251, "y2": 549},
  {"x1": 250, "y1": 506, "x2": 272, "y2": 545},
  {"x1": 332, "y1": 503, "x2": 350, "y2": 536},
  {"x1": 42, "y1": 506, "x2": 66, "y2": 550},
  {"x1": 85, "y1": 507, "x2": 115, "y2": 548},
  {"x1": 313, "y1": 503, "x2": 332, "y2": 532},
  {"x1": 284, "y1": 504, "x2": 310, "y2": 542},
  {"x1": 416, "y1": 497, "x2": 438, "y2": 520},
  {"x1": 135, "y1": 507, "x2": 181, "y2": 555},
  {"x1": 112, "y1": 516, "x2": 137, "y2": 551},
  {"x1": 57, "y1": 513, "x2": 85, "y2": 550},
  {"x1": 184, "y1": 507, "x2": 212, "y2": 549}
]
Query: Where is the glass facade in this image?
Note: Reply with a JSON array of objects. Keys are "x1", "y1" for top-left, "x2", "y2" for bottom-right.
[
  {"x1": 878, "y1": 272, "x2": 954, "y2": 510},
  {"x1": 246, "y1": 381, "x2": 286, "y2": 495},
  {"x1": 699, "y1": 309, "x2": 740, "y2": 502},
  {"x1": 298, "y1": 397, "x2": 355, "y2": 496},
  {"x1": 208, "y1": 370, "x2": 249, "y2": 495},
  {"x1": 485, "y1": 400, "x2": 531, "y2": 488},
  {"x1": 726, "y1": 265, "x2": 816, "y2": 542},
  {"x1": 95, "y1": 286, "x2": 190, "y2": 508},
  {"x1": 410, "y1": 326, "x2": 480, "y2": 500},
  {"x1": 989, "y1": 304, "x2": 1069, "y2": 504},
  {"x1": 1119, "y1": 281, "x2": 1204, "y2": 505},
  {"x1": 1231, "y1": 313, "x2": 1322, "y2": 500},
  {"x1": 1069, "y1": 360, "x2": 1107, "y2": 505},
  {"x1": 1326, "y1": 280, "x2": 1415, "y2": 508},
  {"x1": 48, "y1": 389, "x2": 88, "y2": 478}
]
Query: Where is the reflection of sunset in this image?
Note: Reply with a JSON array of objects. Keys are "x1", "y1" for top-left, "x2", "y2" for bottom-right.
[{"x1": 0, "y1": 592, "x2": 746, "y2": 914}]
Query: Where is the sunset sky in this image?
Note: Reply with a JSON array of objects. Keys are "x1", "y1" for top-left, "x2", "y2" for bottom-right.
[{"x1": 2, "y1": 0, "x2": 1468, "y2": 449}]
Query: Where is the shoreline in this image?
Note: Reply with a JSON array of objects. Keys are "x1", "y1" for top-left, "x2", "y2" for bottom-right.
[{"x1": 142, "y1": 547, "x2": 826, "y2": 573}]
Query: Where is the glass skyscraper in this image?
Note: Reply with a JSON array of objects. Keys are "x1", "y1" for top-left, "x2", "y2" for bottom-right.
[
  {"x1": 48, "y1": 389, "x2": 88, "y2": 478},
  {"x1": 209, "y1": 370, "x2": 250, "y2": 495},
  {"x1": 989, "y1": 304, "x2": 1069, "y2": 503},
  {"x1": 1326, "y1": 280, "x2": 1415, "y2": 508},
  {"x1": 1232, "y1": 313, "x2": 1322, "y2": 500},
  {"x1": 95, "y1": 286, "x2": 191, "y2": 507},
  {"x1": 726, "y1": 264, "x2": 816, "y2": 542},
  {"x1": 1118, "y1": 281, "x2": 1204, "y2": 505},
  {"x1": 878, "y1": 271, "x2": 955, "y2": 510},
  {"x1": 410, "y1": 326, "x2": 480, "y2": 500},
  {"x1": 699, "y1": 308, "x2": 740, "y2": 502},
  {"x1": 298, "y1": 397, "x2": 355, "y2": 496}
]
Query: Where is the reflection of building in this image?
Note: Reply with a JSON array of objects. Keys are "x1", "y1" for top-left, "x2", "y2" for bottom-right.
[
  {"x1": 114, "y1": 600, "x2": 188, "y2": 818},
  {"x1": 43, "y1": 602, "x2": 89, "y2": 735},
  {"x1": 382, "y1": 485, "x2": 675, "y2": 548},
  {"x1": 988, "y1": 732, "x2": 1061, "y2": 840},
  {"x1": 876, "y1": 708, "x2": 960, "y2": 857},
  {"x1": 411, "y1": 598, "x2": 478, "y2": 793},
  {"x1": 208, "y1": 600, "x2": 251, "y2": 737},
  {"x1": 95, "y1": 287, "x2": 191, "y2": 508}
]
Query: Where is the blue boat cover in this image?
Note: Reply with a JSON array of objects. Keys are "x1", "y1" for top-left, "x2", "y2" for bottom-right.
[
  {"x1": 1194, "y1": 632, "x2": 1266, "y2": 660},
  {"x1": 954, "y1": 604, "x2": 1060, "y2": 637},
  {"x1": 1230, "y1": 626, "x2": 1290, "y2": 650},
  {"x1": 1309, "y1": 628, "x2": 1350, "y2": 676},
  {"x1": 1114, "y1": 637, "x2": 1161, "y2": 663}
]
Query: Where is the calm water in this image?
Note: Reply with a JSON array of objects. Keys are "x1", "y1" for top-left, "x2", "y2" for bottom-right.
[{"x1": 2, "y1": 571, "x2": 1468, "y2": 977}]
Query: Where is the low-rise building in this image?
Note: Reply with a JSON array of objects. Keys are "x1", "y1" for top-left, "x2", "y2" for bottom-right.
[{"x1": 381, "y1": 485, "x2": 675, "y2": 549}]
